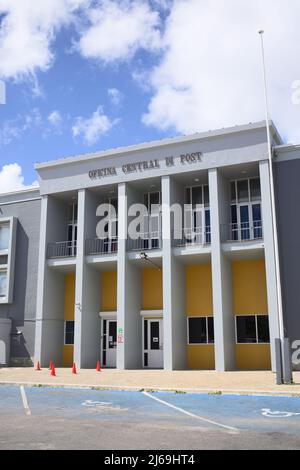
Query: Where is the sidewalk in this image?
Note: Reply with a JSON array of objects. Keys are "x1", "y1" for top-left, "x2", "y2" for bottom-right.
[{"x1": 1, "y1": 368, "x2": 300, "y2": 396}]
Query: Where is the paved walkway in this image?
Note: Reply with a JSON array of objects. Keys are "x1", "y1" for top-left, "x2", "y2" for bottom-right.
[{"x1": 1, "y1": 368, "x2": 300, "y2": 396}]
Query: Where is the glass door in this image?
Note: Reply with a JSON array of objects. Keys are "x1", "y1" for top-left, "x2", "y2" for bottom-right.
[
  {"x1": 147, "y1": 319, "x2": 164, "y2": 369},
  {"x1": 67, "y1": 202, "x2": 78, "y2": 256},
  {"x1": 144, "y1": 192, "x2": 161, "y2": 249},
  {"x1": 252, "y1": 204, "x2": 262, "y2": 239},
  {"x1": 239, "y1": 205, "x2": 250, "y2": 241},
  {"x1": 103, "y1": 320, "x2": 117, "y2": 368}
]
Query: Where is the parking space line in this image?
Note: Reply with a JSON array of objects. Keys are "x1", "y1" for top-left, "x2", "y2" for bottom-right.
[
  {"x1": 20, "y1": 386, "x2": 31, "y2": 416},
  {"x1": 143, "y1": 392, "x2": 239, "y2": 432}
]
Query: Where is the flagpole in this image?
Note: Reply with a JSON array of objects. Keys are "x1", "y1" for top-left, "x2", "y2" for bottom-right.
[{"x1": 258, "y1": 30, "x2": 291, "y2": 384}]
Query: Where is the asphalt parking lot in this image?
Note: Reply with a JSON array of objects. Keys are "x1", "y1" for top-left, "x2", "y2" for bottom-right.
[{"x1": 0, "y1": 385, "x2": 300, "y2": 450}]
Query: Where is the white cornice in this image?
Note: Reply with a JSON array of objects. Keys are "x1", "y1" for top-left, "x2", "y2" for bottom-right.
[{"x1": 35, "y1": 120, "x2": 280, "y2": 171}]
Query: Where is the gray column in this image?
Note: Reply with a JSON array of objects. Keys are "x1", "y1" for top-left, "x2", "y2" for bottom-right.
[
  {"x1": 162, "y1": 176, "x2": 186, "y2": 370},
  {"x1": 117, "y1": 183, "x2": 142, "y2": 369},
  {"x1": 259, "y1": 160, "x2": 281, "y2": 372},
  {"x1": 34, "y1": 195, "x2": 66, "y2": 367},
  {"x1": 74, "y1": 189, "x2": 101, "y2": 369},
  {"x1": 209, "y1": 169, "x2": 236, "y2": 371}
]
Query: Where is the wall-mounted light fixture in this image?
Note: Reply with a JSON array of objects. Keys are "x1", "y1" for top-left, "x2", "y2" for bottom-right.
[{"x1": 139, "y1": 252, "x2": 161, "y2": 271}]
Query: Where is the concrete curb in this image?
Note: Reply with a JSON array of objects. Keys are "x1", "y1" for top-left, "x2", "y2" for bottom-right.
[{"x1": 0, "y1": 380, "x2": 300, "y2": 398}]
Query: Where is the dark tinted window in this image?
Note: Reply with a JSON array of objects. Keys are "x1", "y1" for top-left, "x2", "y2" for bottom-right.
[
  {"x1": 230, "y1": 182, "x2": 236, "y2": 202},
  {"x1": 203, "y1": 185, "x2": 210, "y2": 206},
  {"x1": 257, "y1": 316, "x2": 270, "y2": 343},
  {"x1": 192, "y1": 186, "x2": 202, "y2": 206},
  {"x1": 185, "y1": 188, "x2": 191, "y2": 205},
  {"x1": 237, "y1": 180, "x2": 249, "y2": 203},
  {"x1": 207, "y1": 317, "x2": 214, "y2": 344},
  {"x1": 144, "y1": 320, "x2": 148, "y2": 350},
  {"x1": 236, "y1": 316, "x2": 256, "y2": 344},
  {"x1": 188, "y1": 318, "x2": 207, "y2": 344},
  {"x1": 250, "y1": 178, "x2": 261, "y2": 201},
  {"x1": 65, "y1": 321, "x2": 75, "y2": 345}
]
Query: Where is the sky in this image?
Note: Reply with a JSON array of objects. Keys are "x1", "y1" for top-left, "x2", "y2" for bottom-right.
[{"x1": 0, "y1": 0, "x2": 300, "y2": 193}]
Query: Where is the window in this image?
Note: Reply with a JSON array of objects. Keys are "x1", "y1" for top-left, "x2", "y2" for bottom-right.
[
  {"x1": 257, "y1": 315, "x2": 270, "y2": 343},
  {"x1": 185, "y1": 185, "x2": 210, "y2": 208},
  {"x1": 236, "y1": 315, "x2": 270, "y2": 344},
  {"x1": 144, "y1": 192, "x2": 161, "y2": 215},
  {"x1": 192, "y1": 186, "x2": 202, "y2": 206},
  {"x1": 237, "y1": 180, "x2": 249, "y2": 203},
  {"x1": 230, "y1": 178, "x2": 262, "y2": 242},
  {"x1": 188, "y1": 317, "x2": 214, "y2": 345},
  {"x1": 231, "y1": 178, "x2": 261, "y2": 204},
  {"x1": 250, "y1": 178, "x2": 261, "y2": 201},
  {"x1": 64, "y1": 321, "x2": 75, "y2": 345},
  {"x1": 0, "y1": 270, "x2": 7, "y2": 298},
  {"x1": 0, "y1": 224, "x2": 9, "y2": 251}
]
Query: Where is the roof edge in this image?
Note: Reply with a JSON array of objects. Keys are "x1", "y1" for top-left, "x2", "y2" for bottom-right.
[
  {"x1": 0, "y1": 186, "x2": 40, "y2": 199},
  {"x1": 35, "y1": 120, "x2": 277, "y2": 171}
]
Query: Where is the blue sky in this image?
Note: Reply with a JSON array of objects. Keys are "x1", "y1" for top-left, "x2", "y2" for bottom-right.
[{"x1": 0, "y1": 0, "x2": 300, "y2": 192}]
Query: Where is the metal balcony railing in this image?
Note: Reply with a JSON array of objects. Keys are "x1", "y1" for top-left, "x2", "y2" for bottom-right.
[
  {"x1": 127, "y1": 232, "x2": 162, "y2": 251},
  {"x1": 221, "y1": 221, "x2": 263, "y2": 243},
  {"x1": 47, "y1": 241, "x2": 77, "y2": 259},
  {"x1": 85, "y1": 238, "x2": 118, "y2": 255},
  {"x1": 172, "y1": 227, "x2": 211, "y2": 248}
]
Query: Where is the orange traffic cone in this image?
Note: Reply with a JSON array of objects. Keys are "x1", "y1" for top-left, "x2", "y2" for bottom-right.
[
  {"x1": 96, "y1": 360, "x2": 101, "y2": 372},
  {"x1": 72, "y1": 363, "x2": 77, "y2": 375},
  {"x1": 48, "y1": 360, "x2": 53, "y2": 370},
  {"x1": 35, "y1": 361, "x2": 41, "y2": 371},
  {"x1": 51, "y1": 364, "x2": 56, "y2": 376}
]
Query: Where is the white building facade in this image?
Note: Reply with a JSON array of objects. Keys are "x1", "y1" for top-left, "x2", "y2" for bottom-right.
[{"x1": 29, "y1": 121, "x2": 283, "y2": 371}]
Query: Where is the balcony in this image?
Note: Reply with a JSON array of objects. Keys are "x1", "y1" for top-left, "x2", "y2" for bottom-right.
[
  {"x1": 172, "y1": 227, "x2": 211, "y2": 248},
  {"x1": 221, "y1": 221, "x2": 263, "y2": 243},
  {"x1": 127, "y1": 232, "x2": 162, "y2": 251},
  {"x1": 85, "y1": 238, "x2": 118, "y2": 255},
  {"x1": 47, "y1": 241, "x2": 77, "y2": 259}
]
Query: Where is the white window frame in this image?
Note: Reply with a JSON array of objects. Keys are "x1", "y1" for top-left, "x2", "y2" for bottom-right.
[
  {"x1": 143, "y1": 191, "x2": 161, "y2": 249},
  {"x1": 187, "y1": 316, "x2": 214, "y2": 345},
  {"x1": 230, "y1": 178, "x2": 262, "y2": 242},
  {"x1": 0, "y1": 217, "x2": 17, "y2": 304},
  {"x1": 235, "y1": 314, "x2": 270, "y2": 345},
  {"x1": 184, "y1": 185, "x2": 210, "y2": 243},
  {"x1": 0, "y1": 268, "x2": 8, "y2": 299}
]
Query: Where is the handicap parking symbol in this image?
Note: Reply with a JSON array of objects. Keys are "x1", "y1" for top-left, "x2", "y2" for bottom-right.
[{"x1": 261, "y1": 408, "x2": 300, "y2": 418}]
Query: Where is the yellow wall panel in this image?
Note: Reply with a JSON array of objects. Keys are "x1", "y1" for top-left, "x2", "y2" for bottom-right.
[
  {"x1": 142, "y1": 269, "x2": 163, "y2": 310},
  {"x1": 236, "y1": 344, "x2": 271, "y2": 370},
  {"x1": 186, "y1": 265, "x2": 213, "y2": 316},
  {"x1": 63, "y1": 345, "x2": 74, "y2": 368},
  {"x1": 101, "y1": 272, "x2": 117, "y2": 311},
  {"x1": 232, "y1": 260, "x2": 268, "y2": 315},
  {"x1": 64, "y1": 273, "x2": 75, "y2": 321},
  {"x1": 187, "y1": 345, "x2": 215, "y2": 370}
]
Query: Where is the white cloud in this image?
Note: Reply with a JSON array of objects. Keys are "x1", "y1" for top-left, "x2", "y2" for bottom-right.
[
  {"x1": 72, "y1": 106, "x2": 118, "y2": 145},
  {"x1": 142, "y1": 0, "x2": 300, "y2": 143},
  {"x1": 48, "y1": 110, "x2": 63, "y2": 128},
  {"x1": 0, "y1": 0, "x2": 89, "y2": 80},
  {"x1": 0, "y1": 163, "x2": 38, "y2": 194},
  {"x1": 108, "y1": 88, "x2": 123, "y2": 106},
  {"x1": 0, "y1": 109, "x2": 42, "y2": 146},
  {"x1": 78, "y1": 0, "x2": 161, "y2": 63}
]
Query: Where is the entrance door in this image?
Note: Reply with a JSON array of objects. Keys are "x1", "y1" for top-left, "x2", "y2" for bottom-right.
[
  {"x1": 102, "y1": 319, "x2": 117, "y2": 368},
  {"x1": 146, "y1": 319, "x2": 163, "y2": 368}
]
